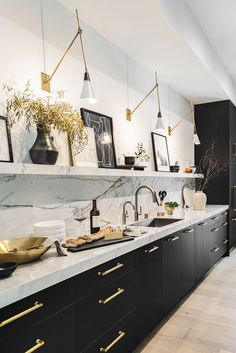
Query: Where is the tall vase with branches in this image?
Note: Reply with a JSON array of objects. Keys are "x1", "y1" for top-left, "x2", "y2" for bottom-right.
[{"x1": 194, "y1": 141, "x2": 227, "y2": 210}]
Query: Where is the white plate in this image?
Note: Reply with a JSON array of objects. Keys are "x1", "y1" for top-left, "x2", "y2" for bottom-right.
[{"x1": 33, "y1": 220, "x2": 65, "y2": 231}]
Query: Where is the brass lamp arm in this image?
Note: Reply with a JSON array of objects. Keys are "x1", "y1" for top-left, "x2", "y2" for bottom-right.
[
  {"x1": 126, "y1": 83, "x2": 158, "y2": 120},
  {"x1": 168, "y1": 108, "x2": 193, "y2": 135}
]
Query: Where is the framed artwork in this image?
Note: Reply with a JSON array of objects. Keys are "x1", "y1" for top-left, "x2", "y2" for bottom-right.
[
  {"x1": 0, "y1": 116, "x2": 13, "y2": 162},
  {"x1": 151, "y1": 132, "x2": 170, "y2": 172},
  {"x1": 71, "y1": 127, "x2": 98, "y2": 168},
  {"x1": 81, "y1": 108, "x2": 116, "y2": 169}
]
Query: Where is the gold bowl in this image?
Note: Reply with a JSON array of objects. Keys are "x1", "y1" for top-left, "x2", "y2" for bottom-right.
[{"x1": 0, "y1": 237, "x2": 51, "y2": 264}]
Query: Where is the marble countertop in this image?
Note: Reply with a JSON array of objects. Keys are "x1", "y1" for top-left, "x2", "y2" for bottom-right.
[{"x1": 0, "y1": 205, "x2": 228, "y2": 309}]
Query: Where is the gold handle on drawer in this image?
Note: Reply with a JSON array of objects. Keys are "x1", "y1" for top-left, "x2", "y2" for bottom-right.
[
  {"x1": 25, "y1": 339, "x2": 45, "y2": 353},
  {"x1": 145, "y1": 245, "x2": 159, "y2": 253},
  {"x1": 167, "y1": 236, "x2": 179, "y2": 242},
  {"x1": 198, "y1": 222, "x2": 208, "y2": 226},
  {"x1": 98, "y1": 263, "x2": 124, "y2": 276},
  {"x1": 222, "y1": 239, "x2": 229, "y2": 244},
  {"x1": 232, "y1": 218, "x2": 236, "y2": 221},
  {"x1": 211, "y1": 247, "x2": 219, "y2": 253},
  {"x1": 0, "y1": 302, "x2": 43, "y2": 328},
  {"x1": 184, "y1": 229, "x2": 194, "y2": 234},
  {"x1": 99, "y1": 288, "x2": 124, "y2": 305},
  {"x1": 223, "y1": 222, "x2": 228, "y2": 226},
  {"x1": 223, "y1": 212, "x2": 228, "y2": 216},
  {"x1": 211, "y1": 216, "x2": 219, "y2": 220},
  {"x1": 100, "y1": 331, "x2": 125, "y2": 352},
  {"x1": 211, "y1": 227, "x2": 220, "y2": 232}
]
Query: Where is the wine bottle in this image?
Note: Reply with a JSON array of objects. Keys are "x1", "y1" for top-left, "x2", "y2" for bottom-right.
[{"x1": 90, "y1": 200, "x2": 100, "y2": 234}]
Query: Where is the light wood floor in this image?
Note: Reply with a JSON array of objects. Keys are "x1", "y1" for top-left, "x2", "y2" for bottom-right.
[{"x1": 136, "y1": 249, "x2": 236, "y2": 353}]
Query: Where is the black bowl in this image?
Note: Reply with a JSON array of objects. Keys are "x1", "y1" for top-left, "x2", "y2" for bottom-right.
[
  {"x1": 124, "y1": 156, "x2": 136, "y2": 166},
  {"x1": 170, "y1": 165, "x2": 180, "y2": 173},
  {"x1": 0, "y1": 262, "x2": 17, "y2": 278}
]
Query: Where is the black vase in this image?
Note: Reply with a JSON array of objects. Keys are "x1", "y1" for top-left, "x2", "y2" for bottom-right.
[{"x1": 29, "y1": 126, "x2": 59, "y2": 165}]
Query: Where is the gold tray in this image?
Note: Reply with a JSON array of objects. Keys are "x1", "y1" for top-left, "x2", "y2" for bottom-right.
[{"x1": 0, "y1": 237, "x2": 51, "y2": 264}]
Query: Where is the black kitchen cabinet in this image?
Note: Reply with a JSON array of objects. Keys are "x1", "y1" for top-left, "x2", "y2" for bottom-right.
[
  {"x1": 180, "y1": 227, "x2": 195, "y2": 296},
  {"x1": 195, "y1": 100, "x2": 236, "y2": 247},
  {"x1": 195, "y1": 220, "x2": 209, "y2": 281},
  {"x1": 136, "y1": 240, "x2": 163, "y2": 344},
  {"x1": 162, "y1": 232, "x2": 181, "y2": 315}
]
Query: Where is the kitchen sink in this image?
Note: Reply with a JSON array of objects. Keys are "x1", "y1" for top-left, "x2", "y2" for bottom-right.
[{"x1": 130, "y1": 218, "x2": 183, "y2": 228}]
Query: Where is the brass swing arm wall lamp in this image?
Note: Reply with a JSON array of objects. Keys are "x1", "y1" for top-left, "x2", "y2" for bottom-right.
[
  {"x1": 41, "y1": 9, "x2": 96, "y2": 103},
  {"x1": 167, "y1": 108, "x2": 193, "y2": 136}
]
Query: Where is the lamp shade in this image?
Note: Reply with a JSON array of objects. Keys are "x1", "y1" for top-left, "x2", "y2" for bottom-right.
[
  {"x1": 80, "y1": 72, "x2": 97, "y2": 104},
  {"x1": 193, "y1": 130, "x2": 200, "y2": 145},
  {"x1": 155, "y1": 113, "x2": 165, "y2": 130}
]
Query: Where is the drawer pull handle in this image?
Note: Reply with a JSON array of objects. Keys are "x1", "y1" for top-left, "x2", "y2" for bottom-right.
[
  {"x1": 223, "y1": 222, "x2": 228, "y2": 226},
  {"x1": 98, "y1": 263, "x2": 124, "y2": 277},
  {"x1": 211, "y1": 227, "x2": 220, "y2": 232},
  {"x1": 211, "y1": 247, "x2": 219, "y2": 253},
  {"x1": 211, "y1": 216, "x2": 219, "y2": 220},
  {"x1": 222, "y1": 239, "x2": 229, "y2": 244},
  {"x1": 184, "y1": 229, "x2": 194, "y2": 234},
  {"x1": 145, "y1": 245, "x2": 159, "y2": 253},
  {"x1": 0, "y1": 301, "x2": 43, "y2": 328},
  {"x1": 232, "y1": 218, "x2": 236, "y2": 221},
  {"x1": 198, "y1": 222, "x2": 207, "y2": 226},
  {"x1": 25, "y1": 339, "x2": 45, "y2": 353},
  {"x1": 167, "y1": 236, "x2": 179, "y2": 242},
  {"x1": 99, "y1": 288, "x2": 124, "y2": 305},
  {"x1": 100, "y1": 331, "x2": 125, "y2": 352},
  {"x1": 223, "y1": 212, "x2": 228, "y2": 216}
]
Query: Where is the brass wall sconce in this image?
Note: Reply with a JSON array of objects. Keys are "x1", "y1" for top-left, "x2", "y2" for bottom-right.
[
  {"x1": 41, "y1": 9, "x2": 96, "y2": 103},
  {"x1": 168, "y1": 101, "x2": 200, "y2": 145},
  {"x1": 126, "y1": 72, "x2": 163, "y2": 125}
]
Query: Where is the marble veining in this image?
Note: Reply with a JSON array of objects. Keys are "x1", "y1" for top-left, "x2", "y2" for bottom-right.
[{"x1": 0, "y1": 205, "x2": 228, "y2": 309}]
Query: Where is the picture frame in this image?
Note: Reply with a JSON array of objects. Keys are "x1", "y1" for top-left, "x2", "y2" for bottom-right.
[
  {"x1": 0, "y1": 116, "x2": 13, "y2": 163},
  {"x1": 151, "y1": 132, "x2": 170, "y2": 172},
  {"x1": 81, "y1": 108, "x2": 117, "y2": 169},
  {"x1": 71, "y1": 127, "x2": 98, "y2": 168}
]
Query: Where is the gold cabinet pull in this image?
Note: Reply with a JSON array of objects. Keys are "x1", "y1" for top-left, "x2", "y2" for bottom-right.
[
  {"x1": 99, "y1": 288, "x2": 124, "y2": 305},
  {"x1": 211, "y1": 216, "x2": 219, "y2": 220},
  {"x1": 211, "y1": 247, "x2": 219, "y2": 253},
  {"x1": 167, "y1": 236, "x2": 179, "y2": 242},
  {"x1": 0, "y1": 302, "x2": 43, "y2": 328},
  {"x1": 25, "y1": 339, "x2": 45, "y2": 353},
  {"x1": 211, "y1": 227, "x2": 220, "y2": 232},
  {"x1": 184, "y1": 229, "x2": 194, "y2": 234},
  {"x1": 98, "y1": 263, "x2": 123, "y2": 276},
  {"x1": 223, "y1": 212, "x2": 228, "y2": 216},
  {"x1": 222, "y1": 239, "x2": 229, "y2": 244},
  {"x1": 223, "y1": 222, "x2": 228, "y2": 226},
  {"x1": 232, "y1": 218, "x2": 236, "y2": 221},
  {"x1": 198, "y1": 222, "x2": 208, "y2": 226},
  {"x1": 145, "y1": 245, "x2": 159, "y2": 253},
  {"x1": 100, "y1": 331, "x2": 125, "y2": 352}
]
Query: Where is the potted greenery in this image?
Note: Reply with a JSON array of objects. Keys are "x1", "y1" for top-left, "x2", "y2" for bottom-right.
[
  {"x1": 134, "y1": 142, "x2": 150, "y2": 165},
  {"x1": 4, "y1": 82, "x2": 88, "y2": 165},
  {"x1": 165, "y1": 201, "x2": 179, "y2": 215}
]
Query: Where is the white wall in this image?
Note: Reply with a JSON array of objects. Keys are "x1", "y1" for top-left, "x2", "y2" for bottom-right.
[{"x1": 0, "y1": 0, "x2": 194, "y2": 170}]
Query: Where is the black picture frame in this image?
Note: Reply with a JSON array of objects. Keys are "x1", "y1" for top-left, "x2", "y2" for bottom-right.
[
  {"x1": 81, "y1": 108, "x2": 117, "y2": 169},
  {"x1": 151, "y1": 132, "x2": 170, "y2": 172},
  {"x1": 0, "y1": 116, "x2": 13, "y2": 163}
]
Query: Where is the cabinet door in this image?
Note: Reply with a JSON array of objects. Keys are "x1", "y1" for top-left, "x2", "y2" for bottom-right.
[
  {"x1": 162, "y1": 232, "x2": 181, "y2": 315},
  {"x1": 136, "y1": 240, "x2": 162, "y2": 343},
  {"x1": 195, "y1": 221, "x2": 209, "y2": 282},
  {"x1": 180, "y1": 227, "x2": 195, "y2": 297}
]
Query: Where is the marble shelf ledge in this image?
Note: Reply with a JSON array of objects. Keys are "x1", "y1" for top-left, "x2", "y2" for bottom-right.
[{"x1": 0, "y1": 162, "x2": 203, "y2": 179}]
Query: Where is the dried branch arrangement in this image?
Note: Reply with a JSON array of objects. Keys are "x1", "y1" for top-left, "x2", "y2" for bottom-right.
[
  {"x1": 195, "y1": 141, "x2": 227, "y2": 191},
  {"x1": 3, "y1": 81, "x2": 88, "y2": 154}
]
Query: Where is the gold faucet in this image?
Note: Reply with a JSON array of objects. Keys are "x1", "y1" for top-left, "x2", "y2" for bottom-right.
[
  {"x1": 122, "y1": 201, "x2": 135, "y2": 225},
  {"x1": 134, "y1": 186, "x2": 158, "y2": 221}
]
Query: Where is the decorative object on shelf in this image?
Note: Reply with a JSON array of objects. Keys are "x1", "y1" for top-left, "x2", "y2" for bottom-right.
[
  {"x1": 134, "y1": 142, "x2": 150, "y2": 165},
  {"x1": 124, "y1": 155, "x2": 135, "y2": 166},
  {"x1": 41, "y1": 9, "x2": 96, "y2": 103},
  {"x1": 117, "y1": 165, "x2": 146, "y2": 171},
  {"x1": 194, "y1": 141, "x2": 227, "y2": 210},
  {"x1": 151, "y1": 132, "x2": 170, "y2": 172},
  {"x1": 4, "y1": 83, "x2": 87, "y2": 165},
  {"x1": 126, "y1": 72, "x2": 164, "y2": 128},
  {"x1": 72, "y1": 127, "x2": 98, "y2": 168},
  {"x1": 165, "y1": 201, "x2": 179, "y2": 215},
  {"x1": 184, "y1": 167, "x2": 193, "y2": 173},
  {"x1": 168, "y1": 101, "x2": 200, "y2": 145},
  {"x1": 0, "y1": 116, "x2": 13, "y2": 163},
  {"x1": 170, "y1": 161, "x2": 180, "y2": 173},
  {"x1": 81, "y1": 108, "x2": 116, "y2": 168},
  {"x1": 154, "y1": 72, "x2": 165, "y2": 130}
]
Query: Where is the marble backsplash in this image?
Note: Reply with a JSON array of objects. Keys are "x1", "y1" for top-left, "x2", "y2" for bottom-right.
[{"x1": 0, "y1": 174, "x2": 194, "y2": 239}]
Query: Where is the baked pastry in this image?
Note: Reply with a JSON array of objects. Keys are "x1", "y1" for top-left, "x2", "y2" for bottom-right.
[{"x1": 64, "y1": 226, "x2": 114, "y2": 248}]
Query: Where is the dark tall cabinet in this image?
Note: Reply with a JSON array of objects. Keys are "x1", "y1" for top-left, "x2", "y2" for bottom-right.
[{"x1": 195, "y1": 100, "x2": 236, "y2": 247}]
